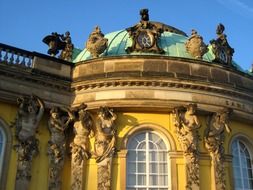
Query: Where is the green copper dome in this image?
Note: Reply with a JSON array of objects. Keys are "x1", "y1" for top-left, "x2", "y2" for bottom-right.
[{"x1": 73, "y1": 30, "x2": 216, "y2": 63}]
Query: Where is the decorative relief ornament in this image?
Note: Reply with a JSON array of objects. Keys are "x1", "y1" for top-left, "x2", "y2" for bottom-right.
[
  {"x1": 86, "y1": 26, "x2": 108, "y2": 58},
  {"x1": 48, "y1": 107, "x2": 74, "y2": 190},
  {"x1": 210, "y1": 23, "x2": 234, "y2": 65},
  {"x1": 185, "y1": 29, "x2": 208, "y2": 59},
  {"x1": 204, "y1": 108, "x2": 232, "y2": 190},
  {"x1": 173, "y1": 104, "x2": 201, "y2": 190},
  {"x1": 126, "y1": 9, "x2": 164, "y2": 54},
  {"x1": 12, "y1": 95, "x2": 44, "y2": 190}
]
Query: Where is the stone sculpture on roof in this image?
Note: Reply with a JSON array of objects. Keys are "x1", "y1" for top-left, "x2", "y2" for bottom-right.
[
  {"x1": 185, "y1": 29, "x2": 207, "y2": 59},
  {"x1": 86, "y1": 26, "x2": 108, "y2": 58},
  {"x1": 210, "y1": 23, "x2": 234, "y2": 65},
  {"x1": 126, "y1": 9, "x2": 165, "y2": 54}
]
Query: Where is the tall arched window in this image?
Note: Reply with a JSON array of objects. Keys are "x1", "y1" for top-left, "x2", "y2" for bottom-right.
[
  {"x1": 0, "y1": 127, "x2": 6, "y2": 178},
  {"x1": 126, "y1": 131, "x2": 170, "y2": 190},
  {"x1": 232, "y1": 139, "x2": 253, "y2": 190},
  {"x1": 0, "y1": 118, "x2": 12, "y2": 190}
]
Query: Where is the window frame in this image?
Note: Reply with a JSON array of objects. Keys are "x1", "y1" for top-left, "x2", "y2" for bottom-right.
[
  {"x1": 230, "y1": 135, "x2": 253, "y2": 190},
  {"x1": 0, "y1": 118, "x2": 12, "y2": 190},
  {"x1": 126, "y1": 130, "x2": 170, "y2": 190}
]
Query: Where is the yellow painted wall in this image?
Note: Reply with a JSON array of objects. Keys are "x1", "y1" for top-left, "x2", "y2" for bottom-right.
[{"x1": 1, "y1": 106, "x2": 252, "y2": 190}]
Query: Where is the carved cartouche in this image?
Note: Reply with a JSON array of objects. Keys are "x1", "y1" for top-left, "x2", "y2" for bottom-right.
[
  {"x1": 185, "y1": 29, "x2": 207, "y2": 59},
  {"x1": 86, "y1": 26, "x2": 108, "y2": 58}
]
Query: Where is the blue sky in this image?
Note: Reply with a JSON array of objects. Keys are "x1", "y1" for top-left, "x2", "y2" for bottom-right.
[{"x1": 0, "y1": 0, "x2": 253, "y2": 70}]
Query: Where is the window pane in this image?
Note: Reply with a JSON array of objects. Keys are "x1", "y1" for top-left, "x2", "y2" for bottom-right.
[
  {"x1": 137, "y1": 174, "x2": 146, "y2": 185},
  {"x1": 137, "y1": 163, "x2": 146, "y2": 173},
  {"x1": 159, "y1": 163, "x2": 168, "y2": 173},
  {"x1": 150, "y1": 163, "x2": 158, "y2": 173},
  {"x1": 137, "y1": 151, "x2": 146, "y2": 161},
  {"x1": 128, "y1": 151, "x2": 136, "y2": 161},
  {"x1": 128, "y1": 163, "x2": 136, "y2": 173},
  {"x1": 149, "y1": 175, "x2": 158, "y2": 185},
  {"x1": 128, "y1": 139, "x2": 138, "y2": 149},
  {"x1": 127, "y1": 174, "x2": 136, "y2": 186},
  {"x1": 149, "y1": 151, "x2": 158, "y2": 161},
  {"x1": 159, "y1": 175, "x2": 168, "y2": 185}
]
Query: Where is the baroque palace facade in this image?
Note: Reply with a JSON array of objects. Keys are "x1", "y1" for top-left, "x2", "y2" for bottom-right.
[{"x1": 0, "y1": 9, "x2": 253, "y2": 190}]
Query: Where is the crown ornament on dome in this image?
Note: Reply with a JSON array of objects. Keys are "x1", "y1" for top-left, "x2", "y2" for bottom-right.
[
  {"x1": 126, "y1": 9, "x2": 165, "y2": 54},
  {"x1": 86, "y1": 26, "x2": 108, "y2": 58},
  {"x1": 210, "y1": 23, "x2": 234, "y2": 66},
  {"x1": 185, "y1": 29, "x2": 208, "y2": 59}
]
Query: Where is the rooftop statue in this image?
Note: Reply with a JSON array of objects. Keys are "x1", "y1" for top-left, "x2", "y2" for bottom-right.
[
  {"x1": 185, "y1": 29, "x2": 207, "y2": 59},
  {"x1": 43, "y1": 31, "x2": 74, "y2": 61},
  {"x1": 86, "y1": 26, "x2": 108, "y2": 58},
  {"x1": 210, "y1": 23, "x2": 234, "y2": 65},
  {"x1": 126, "y1": 9, "x2": 165, "y2": 54},
  {"x1": 59, "y1": 31, "x2": 74, "y2": 61}
]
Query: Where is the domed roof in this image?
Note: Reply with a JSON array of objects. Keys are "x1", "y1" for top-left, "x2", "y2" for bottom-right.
[{"x1": 73, "y1": 29, "x2": 216, "y2": 63}]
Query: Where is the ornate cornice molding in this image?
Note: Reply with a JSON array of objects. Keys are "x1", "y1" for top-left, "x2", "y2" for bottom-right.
[{"x1": 71, "y1": 79, "x2": 253, "y2": 101}]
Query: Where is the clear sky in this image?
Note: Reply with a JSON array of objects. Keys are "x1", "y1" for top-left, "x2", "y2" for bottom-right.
[{"x1": 0, "y1": 0, "x2": 253, "y2": 70}]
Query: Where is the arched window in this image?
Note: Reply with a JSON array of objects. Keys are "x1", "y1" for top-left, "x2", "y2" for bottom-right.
[
  {"x1": 232, "y1": 139, "x2": 253, "y2": 190},
  {"x1": 0, "y1": 127, "x2": 5, "y2": 172},
  {"x1": 126, "y1": 131, "x2": 169, "y2": 190},
  {"x1": 0, "y1": 118, "x2": 12, "y2": 190}
]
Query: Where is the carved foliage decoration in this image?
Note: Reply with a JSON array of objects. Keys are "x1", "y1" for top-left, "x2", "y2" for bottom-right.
[
  {"x1": 210, "y1": 23, "x2": 234, "y2": 65},
  {"x1": 48, "y1": 107, "x2": 74, "y2": 190},
  {"x1": 185, "y1": 29, "x2": 207, "y2": 59},
  {"x1": 13, "y1": 95, "x2": 44, "y2": 190},
  {"x1": 204, "y1": 108, "x2": 232, "y2": 190},
  {"x1": 126, "y1": 9, "x2": 164, "y2": 54},
  {"x1": 70, "y1": 103, "x2": 93, "y2": 190},
  {"x1": 86, "y1": 26, "x2": 108, "y2": 58},
  {"x1": 173, "y1": 104, "x2": 201, "y2": 189}
]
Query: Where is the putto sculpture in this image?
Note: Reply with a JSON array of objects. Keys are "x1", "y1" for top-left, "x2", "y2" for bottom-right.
[
  {"x1": 86, "y1": 26, "x2": 108, "y2": 58},
  {"x1": 204, "y1": 108, "x2": 232, "y2": 190},
  {"x1": 13, "y1": 95, "x2": 44, "y2": 190},
  {"x1": 185, "y1": 29, "x2": 207, "y2": 59},
  {"x1": 126, "y1": 9, "x2": 165, "y2": 54},
  {"x1": 43, "y1": 31, "x2": 74, "y2": 61},
  {"x1": 210, "y1": 23, "x2": 234, "y2": 65},
  {"x1": 173, "y1": 104, "x2": 201, "y2": 190}
]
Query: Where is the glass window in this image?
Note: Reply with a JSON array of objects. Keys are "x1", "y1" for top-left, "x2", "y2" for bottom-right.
[
  {"x1": 232, "y1": 139, "x2": 253, "y2": 190},
  {"x1": 126, "y1": 131, "x2": 169, "y2": 190}
]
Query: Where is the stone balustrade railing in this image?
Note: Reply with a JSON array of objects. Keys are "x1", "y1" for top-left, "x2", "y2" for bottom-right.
[{"x1": 0, "y1": 43, "x2": 33, "y2": 67}]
